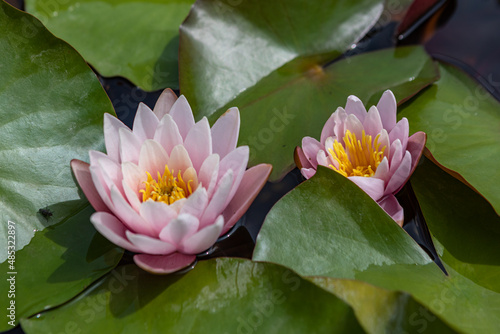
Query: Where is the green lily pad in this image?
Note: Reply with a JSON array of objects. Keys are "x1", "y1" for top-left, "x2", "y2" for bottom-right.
[
  {"x1": 25, "y1": 0, "x2": 195, "y2": 91},
  {"x1": 21, "y1": 259, "x2": 365, "y2": 334},
  {"x1": 180, "y1": 0, "x2": 386, "y2": 115},
  {"x1": 254, "y1": 167, "x2": 431, "y2": 278},
  {"x1": 0, "y1": 2, "x2": 115, "y2": 259},
  {"x1": 411, "y1": 157, "x2": 500, "y2": 293},
  {"x1": 399, "y1": 63, "x2": 500, "y2": 215},
  {"x1": 253, "y1": 167, "x2": 500, "y2": 333},
  {"x1": 310, "y1": 277, "x2": 458, "y2": 334},
  {"x1": 0, "y1": 205, "x2": 123, "y2": 331}
]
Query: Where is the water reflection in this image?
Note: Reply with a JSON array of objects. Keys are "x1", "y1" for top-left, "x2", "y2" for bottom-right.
[{"x1": 406, "y1": 0, "x2": 500, "y2": 101}]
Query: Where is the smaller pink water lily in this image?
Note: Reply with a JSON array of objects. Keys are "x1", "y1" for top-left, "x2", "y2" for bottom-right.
[
  {"x1": 295, "y1": 90, "x2": 426, "y2": 226},
  {"x1": 71, "y1": 89, "x2": 271, "y2": 274}
]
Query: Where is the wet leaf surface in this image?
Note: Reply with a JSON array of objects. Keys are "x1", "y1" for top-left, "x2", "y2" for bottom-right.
[
  {"x1": 400, "y1": 63, "x2": 500, "y2": 214},
  {"x1": 25, "y1": 0, "x2": 195, "y2": 90},
  {"x1": 253, "y1": 166, "x2": 500, "y2": 333},
  {"x1": 0, "y1": 1, "x2": 114, "y2": 260},
  {"x1": 21, "y1": 259, "x2": 365, "y2": 334},
  {"x1": 0, "y1": 206, "x2": 123, "y2": 331}
]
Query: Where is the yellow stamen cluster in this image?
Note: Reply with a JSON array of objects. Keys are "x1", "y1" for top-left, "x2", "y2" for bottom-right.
[
  {"x1": 328, "y1": 130, "x2": 386, "y2": 178},
  {"x1": 140, "y1": 165, "x2": 193, "y2": 204}
]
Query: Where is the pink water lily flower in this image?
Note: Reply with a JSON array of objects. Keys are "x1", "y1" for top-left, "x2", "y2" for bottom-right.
[
  {"x1": 71, "y1": 89, "x2": 271, "y2": 274},
  {"x1": 295, "y1": 90, "x2": 426, "y2": 226}
]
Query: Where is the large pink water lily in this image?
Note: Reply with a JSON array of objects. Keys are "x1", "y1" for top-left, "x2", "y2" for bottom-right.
[
  {"x1": 296, "y1": 90, "x2": 426, "y2": 226},
  {"x1": 71, "y1": 89, "x2": 271, "y2": 274}
]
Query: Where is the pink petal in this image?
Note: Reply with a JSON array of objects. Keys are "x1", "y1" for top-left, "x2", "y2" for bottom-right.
[
  {"x1": 168, "y1": 95, "x2": 195, "y2": 139},
  {"x1": 90, "y1": 212, "x2": 140, "y2": 252},
  {"x1": 110, "y1": 185, "x2": 155, "y2": 237},
  {"x1": 348, "y1": 176, "x2": 385, "y2": 201},
  {"x1": 153, "y1": 114, "x2": 183, "y2": 156},
  {"x1": 89, "y1": 166, "x2": 114, "y2": 210},
  {"x1": 122, "y1": 181, "x2": 141, "y2": 213},
  {"x1": 324, "y1": 136, "x2": 336, "y2": 158},
  {"x1": 378, "y1": 195, "x2": 404, "y2": 226},
  {"x1": 88, "y1": 152, "x2": 125, "y2": 202},
  {"x1": 344, "y1": 114, "x2": 364, "y2": 140},
  {"x1": 363, "y1": 106, "x2": 383, "y2": 138},
  {"x1": 389, "y1": 139, "x2": 403, "y2": 172},
  {"x1": 183, "y1": 117, "x2": 212, "y2": 172},
  {"x1": 316, "y1": 150, "x2": 329, "y2": 167},
  {"x1": 326, "y1": 144, "x2": 340, "y2": 169},
  {"x1": 182, "y1": 167, "x2": 199, "y2": 190},
  {"x1": 221, "y1": 164, "x2": 272, "y2": 234},
  {"x1": 406, "y1": 131, "x2": 426, "y2": 177},
  {"x1": 89, "y1": 149, "x2": 109, "y2": 166},
  {"x1": 95, "y1": 155, "x2": 124, "y2": 196},
  {"x1": 378, "y1": 129, "x2": 390, "y2": 159},
  {"x1": 153, "y1": 88, "x2": 178, "y2": 120},
  {"x1": 301, "y1": 167, "x2": 317, "y2": 179},
  {"x1": 377, "y1": 90, "x2": 397, "y2": 132},
  {"x1": 333, "y1": 107, "x2": 347, "y2": 138},
  {"x1": 138, "y1": 140, "x2": 169, "y2": 177},
  {"x1": 211, "y1": 107, "x2": 240, "y2": 159},
  {"x1": 200, "y1": 170, "x2": 233, "y2": 228},
  {"x1": 198, "y1": 154, "x2": 219, "y2": 198},
  {"x1": 159, "y1": 213, "x2": 200, "y2": 245},
  {"x1": 132, "y1": 103, "x2": 159, "y2": 142},
  {"x1": 374, "y1": 157, "x2": 390, "y2": 181},
  {"x1": 103, "y1": 113, "x2": 128, "y2": 163},
  {"x1": 126, "y1": 230, "x2": 176, "y2": 255},
  {"x1": 71, "y1": 159, "x2": 110, "y2": 213},
  {"x1": 180, "y1": 215, "x2": 224, "y2": 254},
  {"x1": 345, "y1": 95, "x2": 367, "y2": 122},
  {"x1": 168, "y1": 198, "x2": 187, "y2": 214},
  {"x1": 168, "y1": 145, "x2": 193, "y2": 175},
  {"x1": 217, "y1": 146, "x2": 249, "y2": 206},
  {"x1": 122, "y1": 161, "x2": 145, "y2": 196},
  {"x1": 118, "y1": 127, "x2": 141, "y2": 164},
  {"x1": 180, "y1": 187, "x2": 209, "y2": 219},
  {"x1": 389, "y1": 117, "x2": 409, "y2": 152},
  {"x1": 295, "y1": 146, "x2": 312, "y2": 169},
  {"x1": 320, "y1": 113, "x2": 336, "y2": 145},
  {"x1": 301, "y1": 137, "x2": 322, "y2": 168},
  {"x1": 385, "y1": 151, "x2": 412, "y2": 195},
  {"x1": 217, "y1": 146, "x2": 249, "y2": 181},
  {"x1": 140, "y1": 200, "x2": 178, "y2": 235},
  {"x1": 133, "y1": 252, "x2": 196, "y2": 274}
]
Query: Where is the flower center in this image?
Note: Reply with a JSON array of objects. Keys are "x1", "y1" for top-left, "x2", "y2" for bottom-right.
[
  {"x1": 140, "y1": 164, "x2": 193, "y2": 204},
  {"x1": 328, "y1": 130, "x2": 386, "y2": 178}
]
